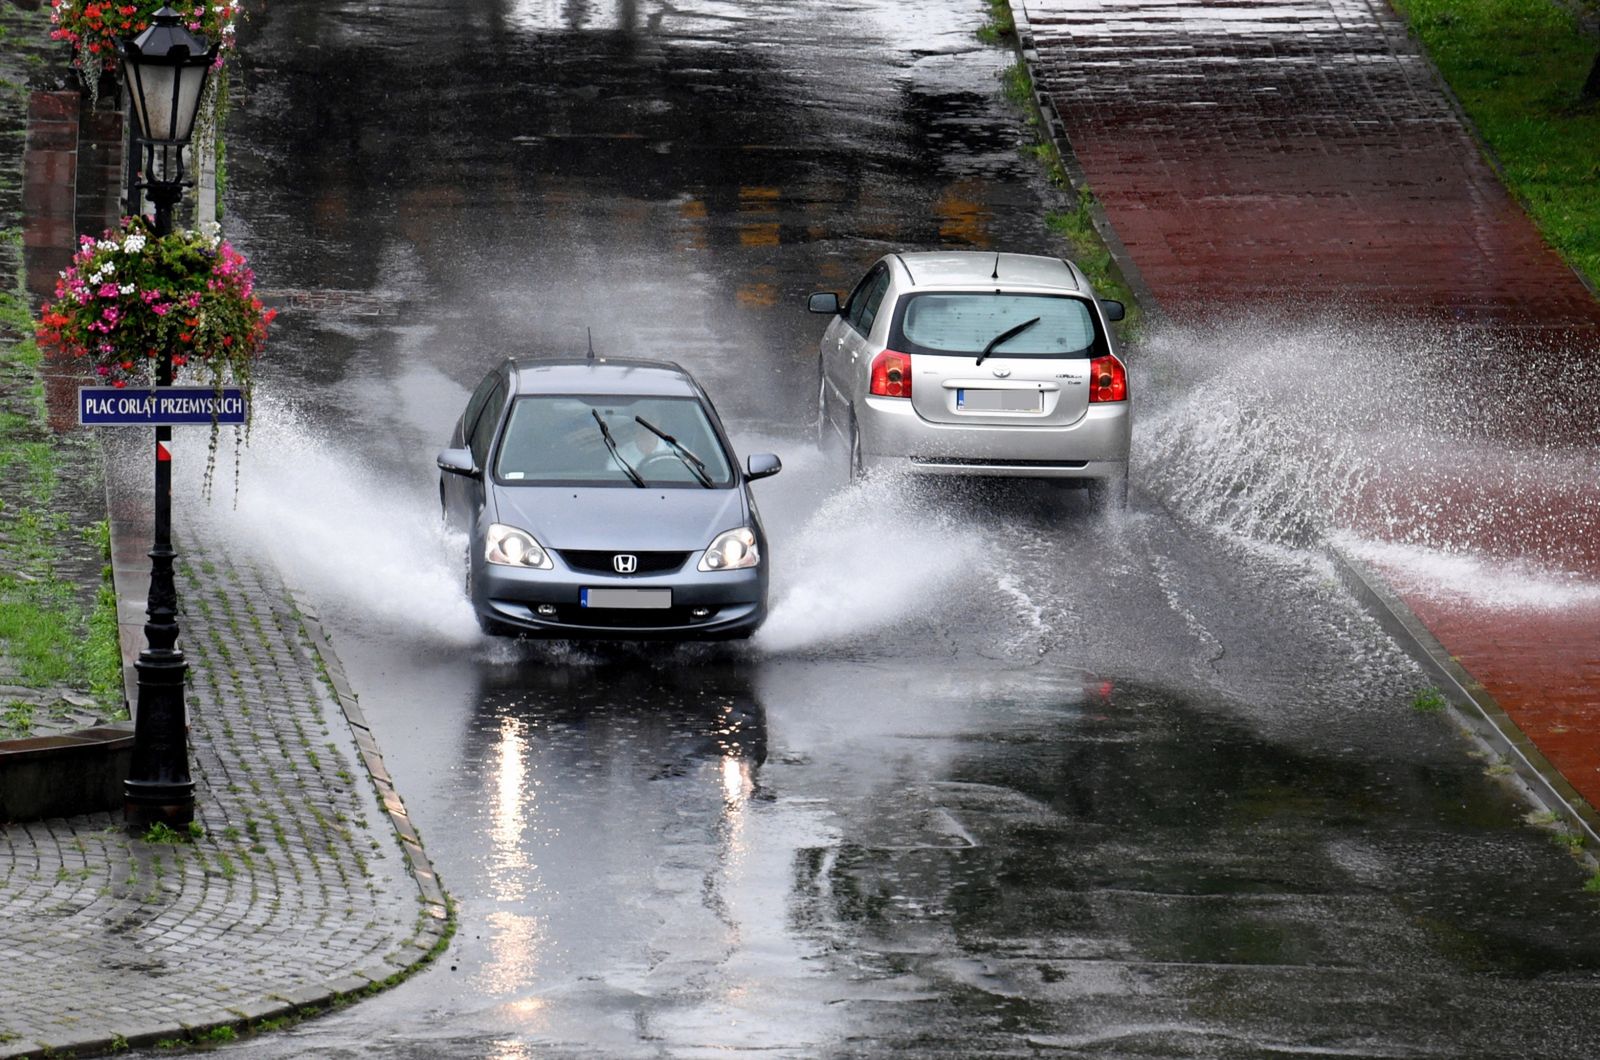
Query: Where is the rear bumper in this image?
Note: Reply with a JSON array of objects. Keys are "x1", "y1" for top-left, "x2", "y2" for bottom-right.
[{"x1": 859, "y1": 397, "x2": 1130, "y2": 479}]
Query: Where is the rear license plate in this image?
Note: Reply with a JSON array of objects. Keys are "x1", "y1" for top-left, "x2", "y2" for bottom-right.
[
  {"x1": 581, "y1": 588, "x2": 672, "y2": 609},
  {"x1": 957, "y1": 388, "x2": 1042, "y2": 413}
]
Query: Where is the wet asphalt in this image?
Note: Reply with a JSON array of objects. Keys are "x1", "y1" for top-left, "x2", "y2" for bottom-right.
[{"x1": 159, "y1": 0, "x2": 1600, "y2": 1055}]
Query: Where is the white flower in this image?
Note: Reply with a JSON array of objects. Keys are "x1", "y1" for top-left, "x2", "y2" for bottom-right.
[
  {"x1": 120, "y1": 283, "x2": 135, "y2": 295},
  {"x1": 97, "y1": 239, "x2": 118, "y2": 251},
  {"x1": 88, "y1": 270, "x2": 104, "y2": 285},
  {"x1": 123, "y1": 234, "x2": 147, "y2": 254},
  {"x1": 101, "y1": 260, "x2": 115, "y2": 275}
]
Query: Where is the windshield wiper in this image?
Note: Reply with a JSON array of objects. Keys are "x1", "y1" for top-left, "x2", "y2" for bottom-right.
[
  {"x1": 592, "y1": 410, "x2": 645, "y2": 487},
  {"x1": 634, "y1": 416, "x2": 714, "y2": 488},
  {"x1": 976, "y1": 316, "x2": 1041, "y2": 366}
]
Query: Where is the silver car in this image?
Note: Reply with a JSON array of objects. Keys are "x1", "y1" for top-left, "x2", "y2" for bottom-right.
[
  {"x1": 438, "y1": 357, "x2": 781, "y2": 639},
  {"x1": 807, "y1": 251, "x2": 1130, "y2": 507}
]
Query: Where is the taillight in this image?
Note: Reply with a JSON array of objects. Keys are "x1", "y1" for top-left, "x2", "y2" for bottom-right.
[
  {"x1": 1088, "y1": 354, "x2": 1127, "y2": 403},
  {"x1": 869, "y1": 349, "x2": 913, "y2": 399}
]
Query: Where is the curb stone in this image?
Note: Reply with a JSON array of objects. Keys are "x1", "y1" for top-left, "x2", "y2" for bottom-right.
[{"x1": 1329, "y1": 546, "x2": 1600, "y2": 851}]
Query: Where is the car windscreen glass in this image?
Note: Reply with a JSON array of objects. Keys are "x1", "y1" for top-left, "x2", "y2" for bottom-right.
[
  {"x1": 893, "y1": 293, "x2": 1103, "y2": 357},
  {"x1": 494, "y1": 395, "x2": 735, "y2": 488}
]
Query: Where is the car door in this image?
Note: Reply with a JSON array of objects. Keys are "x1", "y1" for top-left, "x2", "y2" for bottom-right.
[
  {"x1": 830, "y1": 264, "x2": 891, "y2": 413},
  {"x1": 446, "y1": 373, "x2": 508, "y2": 533}
]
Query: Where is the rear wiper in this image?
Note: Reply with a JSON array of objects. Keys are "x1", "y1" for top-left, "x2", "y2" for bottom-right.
[
  {"x1": 976, "y1": 316, "x2": 1041, "y2": 366},
  {"x1": 592, "y1": 410, "x2": 645, "y2": 487},
  {"x1": 635, "y1": 416, "x2": 714, "y2": 488}
]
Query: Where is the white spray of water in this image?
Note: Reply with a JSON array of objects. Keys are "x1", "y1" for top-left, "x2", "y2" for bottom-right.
[
  {"x1": 1133, "y1": 314, "x2": 1600, "y2": 605},
  {"x1": 1336, "y1": 534, "x2": 1600, "y2": 612},
  {"x1": 174, "y1": 393, "x2": 481, "y2": 647},
  {"x1": 754, "y1": 468, "x2": 993, "y2": 654}
]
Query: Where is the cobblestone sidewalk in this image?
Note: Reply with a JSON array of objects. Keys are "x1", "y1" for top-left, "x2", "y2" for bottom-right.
[{"x1": 0, "y1": 505, "x2": 448, "y2": 1057}]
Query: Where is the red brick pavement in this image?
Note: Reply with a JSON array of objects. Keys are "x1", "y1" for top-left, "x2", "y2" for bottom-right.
[{"x1": 1018, "y1": 0, "x2": 1600, "y2": 816}]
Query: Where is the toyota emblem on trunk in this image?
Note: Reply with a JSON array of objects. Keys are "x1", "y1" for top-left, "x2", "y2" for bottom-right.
[
  {"x1": 992, "y1": 368, "x2": 1012, "y2": 378},
  {"x1": 613, "y1": 554, "x2": 639, "y2": 574}
]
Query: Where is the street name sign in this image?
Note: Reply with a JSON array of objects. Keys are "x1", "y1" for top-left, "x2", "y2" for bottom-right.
[{"x1": 79, "y1": 387, "x2": 247, "y2": 427}]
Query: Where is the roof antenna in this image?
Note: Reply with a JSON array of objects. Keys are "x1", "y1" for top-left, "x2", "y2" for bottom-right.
[
  {"x1": 586, "y1": 327, "x2": 595, "y2": 361},
  {"x1": 991, "y1": 253, "x2": 1000, "y2": 281}
]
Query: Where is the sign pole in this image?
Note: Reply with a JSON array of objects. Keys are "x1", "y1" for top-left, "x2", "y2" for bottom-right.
[{"x1": 123, "y1": 187, "x2": 195, "y2": 828}]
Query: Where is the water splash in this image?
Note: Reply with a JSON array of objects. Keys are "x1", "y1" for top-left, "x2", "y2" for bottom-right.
[
  {"x1": 1132, "y1": 313, "x2": 1600, "y2": 597},
  {"x1": 172, "y1": 394, "x2": 481, "y2": 647},
  {"x1": 754, "y1": 468, "x2": 993, "y2": 654}
]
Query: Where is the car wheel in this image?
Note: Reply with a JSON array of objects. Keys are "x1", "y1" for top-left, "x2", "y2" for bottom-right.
[
  {"x1": 816, "y1": 371, "x2": 829, "y2": 449},
  {"x1": 1086, "y1": 473, "x2": 1129, "y2": 513}
]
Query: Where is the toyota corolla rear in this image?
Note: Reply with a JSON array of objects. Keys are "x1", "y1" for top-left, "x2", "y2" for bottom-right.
[{"x1": 858, "y1": 287, "x2": 1129, "y2": 482}]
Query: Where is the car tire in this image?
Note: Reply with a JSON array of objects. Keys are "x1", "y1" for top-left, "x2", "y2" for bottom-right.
[
  {"x1": 816, "y1": 368, "x2": 829, "y2": 449},
  {"x1": 847, "y1": 415, "x2": 863, "y2": 483}
]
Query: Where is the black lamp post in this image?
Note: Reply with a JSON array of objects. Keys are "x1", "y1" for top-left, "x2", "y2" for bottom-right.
[{"x1": 119, "y1": 8, "x2": 218, "y2": 828}]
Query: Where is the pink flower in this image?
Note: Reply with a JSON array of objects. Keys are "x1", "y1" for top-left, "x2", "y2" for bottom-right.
[{"x1": 151, "y1": 302, "x2": 170, "y2": 316}]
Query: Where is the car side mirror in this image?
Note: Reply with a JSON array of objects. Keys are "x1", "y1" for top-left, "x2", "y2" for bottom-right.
[
  {"x1": 807, "y1": 292, "x2": 840, "y2": 315},
  {"x1": 437, "y1": 447, "x2": 480, "y2": 478},
  {"x1": 746, "y1": 453, "x2": 782, "y2": 480},
  {"x1": 1100, "y1": 299, "x2": 1126, "y2": 322}
]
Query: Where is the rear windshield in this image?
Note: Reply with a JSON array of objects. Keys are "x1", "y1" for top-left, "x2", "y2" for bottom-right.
[
  {"x1": 892, "y1": 293, "x2": 1103, "y2": 358},
  {"x1": 494, "y1": 394, "x2": 735, "y2": 488}
]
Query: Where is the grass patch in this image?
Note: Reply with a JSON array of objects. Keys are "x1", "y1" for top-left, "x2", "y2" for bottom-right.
[
  {"x1": 977, "y1": 0, "x2": 1016, "y2": 45},
  {"x1": 1392, "y1": 0, "x2": 1600, "y2": 286},
  {"x1": 1411, "y1": 687, "x2": 1449, "y2": 713}
]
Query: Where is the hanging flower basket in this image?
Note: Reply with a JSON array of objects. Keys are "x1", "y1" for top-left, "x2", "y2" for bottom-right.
[
  {"x1": 49, "y1": 0, "x2": 239, "y2": 79},
  {"x1": 36, "y1": 217, "x2": 275, "y2": 486}
]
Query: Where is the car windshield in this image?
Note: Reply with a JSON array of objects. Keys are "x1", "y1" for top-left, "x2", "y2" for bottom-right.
[
  {"x1": 494, "y1": 394, "x2": 735, "y2": 488},
  {"x1": 896, "y1": 293, "x2": 1100, "y2": 357}
]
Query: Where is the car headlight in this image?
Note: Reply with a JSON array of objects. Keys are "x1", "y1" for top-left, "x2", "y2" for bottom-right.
[
  {"x1": 486, "y1": 523, "x2": 553, "y2": 569},
  {"x1": 699, "y1": 527, "x2": 759, "y2": 571}
]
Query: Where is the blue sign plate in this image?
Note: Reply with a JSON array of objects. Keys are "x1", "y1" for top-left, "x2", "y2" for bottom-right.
[{"x1": 79, "y1": 387, "x2": 247, "y2": 426}]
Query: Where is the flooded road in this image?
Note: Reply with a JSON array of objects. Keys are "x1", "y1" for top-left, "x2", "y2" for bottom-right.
[{"x1": 161, "y1": 0, "x2": 1600, "y2": 1055}]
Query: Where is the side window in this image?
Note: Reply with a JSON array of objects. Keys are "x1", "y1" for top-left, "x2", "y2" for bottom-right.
[
  {"x1": 845, "y1": 266, "x2": 890, "y2": 337},
  {"x1": 469, "y1": 383, "x2": 507, "y2": 469},
  {"x1": 461, "y1": 369, "x2": 500, "y2": 443}
]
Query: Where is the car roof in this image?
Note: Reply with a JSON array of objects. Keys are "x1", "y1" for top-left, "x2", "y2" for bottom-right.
[
  {"x1": 892, "y1": 252, "x2": 1080, "y2": 292},
  {"x1": 508, "y1": 357, "x2": 703, "y2": 398}
]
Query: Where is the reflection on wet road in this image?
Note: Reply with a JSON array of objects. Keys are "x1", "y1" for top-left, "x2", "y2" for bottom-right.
[{"x1": 169, "y1": 0, "x2": 1600, "y2": 1055}]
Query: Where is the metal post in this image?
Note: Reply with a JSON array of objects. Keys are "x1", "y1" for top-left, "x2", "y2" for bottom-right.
[{"x1": 123, "y1": 176, "x2": 193, "y2": 828}]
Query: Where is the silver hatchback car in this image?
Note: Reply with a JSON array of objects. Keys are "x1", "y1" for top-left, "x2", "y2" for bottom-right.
[
  {"x1": 807, "y1": 252, "x2": 1130, "y2": 507},
  {"x1": 438, "y1": 357, "x2": 781, "y2": 640}
]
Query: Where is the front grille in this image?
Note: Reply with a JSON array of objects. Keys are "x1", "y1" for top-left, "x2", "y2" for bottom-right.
[
  {"x1": 557, "y1": 550, "x2": 692, "y2": 576},
  {"x1": 541, "y1": 605, "x2": 716, "y2": 629},
  {"x1": 909, "y1": 457, "x2": 1089, "y2": 469}
]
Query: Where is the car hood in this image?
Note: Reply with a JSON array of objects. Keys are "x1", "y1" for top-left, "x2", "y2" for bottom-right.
[{"x1": 490, "y1": 485, "x2": 749, "y2": 552}]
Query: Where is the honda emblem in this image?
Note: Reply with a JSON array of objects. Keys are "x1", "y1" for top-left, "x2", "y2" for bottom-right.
[{"x1": 613, "y1": 554, "x2": 638, "y2": 574}]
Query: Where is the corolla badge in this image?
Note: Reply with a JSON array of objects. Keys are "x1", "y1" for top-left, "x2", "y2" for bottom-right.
[
  {"x1": 991, "y1": 368, "x2": 1012, "y2": 378},
  {"x1": 613, "y1": 554, "x2": 638, "y2": 574}
]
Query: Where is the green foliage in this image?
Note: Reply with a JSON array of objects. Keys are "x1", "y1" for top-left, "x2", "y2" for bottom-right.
[
  {"x1": 977, "y1": 0, "x2": 1016, "y2": 44},
  {"x1": 1393, "y1": 0, "x2": 1600, "y2": 286},
  {"x1": 1411, "y1": 687, "x2": 1449, "y2": 713},
  {"x1": 143, "y1": 822, "x2": 191, "y2": 845}
]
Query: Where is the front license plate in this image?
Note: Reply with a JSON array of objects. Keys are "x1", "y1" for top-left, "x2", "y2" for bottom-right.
[
  {"x1": 957, "y1": 388, "x2": 1042, "y2": 413},
  {"x1": 581, "y1": 587, "x2": 672, "y2": 609}
]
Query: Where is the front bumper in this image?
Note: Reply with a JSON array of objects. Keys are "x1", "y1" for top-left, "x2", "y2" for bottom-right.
[
  {"x1": 859, "y1": 396, "x2": 1130, "y2": 479},
  {"x1": 475, "y1": 559, "x2": 767, "y2": 640}
]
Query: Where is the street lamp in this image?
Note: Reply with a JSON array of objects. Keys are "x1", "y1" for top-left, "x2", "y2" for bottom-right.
[{"x1": 119, "y1": 8, "x2": 218, "y2": 828}]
